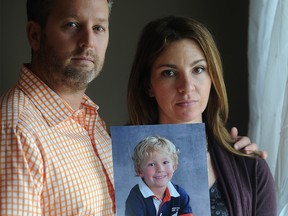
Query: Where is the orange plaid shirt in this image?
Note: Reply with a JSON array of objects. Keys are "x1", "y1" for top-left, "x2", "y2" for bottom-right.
[{"x1": 0, "y1": 65, "x2": 115, "y2": 215}]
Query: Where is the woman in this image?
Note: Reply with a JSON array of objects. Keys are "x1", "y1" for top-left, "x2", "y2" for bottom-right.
[{"x1": 127, "y1": 16, "x2": 276, "y2": 215}]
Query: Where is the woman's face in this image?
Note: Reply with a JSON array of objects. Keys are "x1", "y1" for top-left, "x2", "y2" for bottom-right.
[{"x1": 150, "y1": 39, "x2": 211, "y2": 124}]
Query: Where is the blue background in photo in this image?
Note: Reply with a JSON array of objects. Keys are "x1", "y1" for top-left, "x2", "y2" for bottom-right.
[{"x1": 111, "y1": 123, "x2": 210, "y2": 216}]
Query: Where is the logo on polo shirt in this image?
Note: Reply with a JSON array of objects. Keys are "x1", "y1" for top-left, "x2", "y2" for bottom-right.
[{"x1": 171, "y1": 206, "x2": 180, "y2": 215}]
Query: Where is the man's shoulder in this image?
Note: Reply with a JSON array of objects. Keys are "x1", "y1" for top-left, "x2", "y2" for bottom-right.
[
  {"x1": 1, "y1": 85, "x2": 24, "y2": 111},
  {"x1": 1, "y1": 85, "x2": 37, "y2": 128}
]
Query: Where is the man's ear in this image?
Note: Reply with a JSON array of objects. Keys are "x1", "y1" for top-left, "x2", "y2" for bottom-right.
[{"x1": 26, "y1": 21, "x2": 42, "y2": 51}]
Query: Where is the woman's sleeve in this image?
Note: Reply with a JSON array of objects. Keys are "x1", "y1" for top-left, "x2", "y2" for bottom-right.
[{"x1": 255, "y1": 158, "x2": 277, "y2": 215}]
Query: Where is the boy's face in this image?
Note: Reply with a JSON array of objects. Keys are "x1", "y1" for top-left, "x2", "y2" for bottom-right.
[{"x1": 137, "y1": 151, "x2": 176, "y2": 193}]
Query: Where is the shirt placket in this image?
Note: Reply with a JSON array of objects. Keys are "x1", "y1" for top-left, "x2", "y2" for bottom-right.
[{"x1": 72, "y1": 109, "x2": 86, "y2": 129}]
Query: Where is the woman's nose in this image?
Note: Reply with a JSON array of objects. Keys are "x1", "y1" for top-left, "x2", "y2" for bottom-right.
[{"x1": 177, "y1": 73, "x2": 196, "y2": 93}]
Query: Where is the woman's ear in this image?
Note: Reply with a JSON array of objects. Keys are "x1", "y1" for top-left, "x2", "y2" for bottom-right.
[
  {"x1": 147, "y1": 85, "x2": 154, "y2": 97},
  {"x1": 26, "y1": 21, "x2": 42, "y2": 51}
]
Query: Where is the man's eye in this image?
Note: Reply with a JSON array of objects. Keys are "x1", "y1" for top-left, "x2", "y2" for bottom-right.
[
  {"x1": 66, "y1": 22, "x2": 78, "y2": 28},
  {"x1": 67, "y1": 23, "x2": 77, "y2": 27},
  {"x1": 162, "y1": 70, "x2": 176, "y2": 77}
]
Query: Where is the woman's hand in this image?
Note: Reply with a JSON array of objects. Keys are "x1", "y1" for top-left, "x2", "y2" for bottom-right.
[{"x1": 230, "y1": 127, "x2": 267, "y2": 159}]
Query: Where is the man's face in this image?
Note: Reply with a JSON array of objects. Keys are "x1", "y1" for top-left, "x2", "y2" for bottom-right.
[{"x1": 34, "y1": 0, "x2": 110, "y2": 91}]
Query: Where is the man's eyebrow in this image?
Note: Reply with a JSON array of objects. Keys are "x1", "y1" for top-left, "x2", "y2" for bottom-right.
[{"x1": 64, "y1": 14, "x2": 109, "y2": 23}]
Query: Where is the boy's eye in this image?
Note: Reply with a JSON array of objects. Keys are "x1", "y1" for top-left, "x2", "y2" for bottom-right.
[
  {"x1": 148, "y1": 163, "x2": 155, "y2": 167},
  {"x1": 162, "y1": 70, "x2": 176, "y2": 77}
]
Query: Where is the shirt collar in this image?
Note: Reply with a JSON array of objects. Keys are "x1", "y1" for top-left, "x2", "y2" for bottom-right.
[
  {"x1": 17, "y1": 64, "x2": 99, "y2": 127},
  {"x1": 138, "y1": 178, "x2": 180, "y2": 198}
]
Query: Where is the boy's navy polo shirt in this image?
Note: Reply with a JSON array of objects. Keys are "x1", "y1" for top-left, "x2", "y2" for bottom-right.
[{"x1": 125, "y1": 178, "x2": 193, "y2": 216}]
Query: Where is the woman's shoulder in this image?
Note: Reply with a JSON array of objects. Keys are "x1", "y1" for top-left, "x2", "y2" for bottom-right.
[
  {"x1": 213, "y1": 140, "x2": 273, "y2": 178},
  {"x1": 238, "y1": 153, "x2": 277, "y2": 214},
  {"x1": 241, "y1": 155, "x2": 273, "y2": 179}
]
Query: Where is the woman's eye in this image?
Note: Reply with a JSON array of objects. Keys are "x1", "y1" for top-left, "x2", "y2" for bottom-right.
[
  {"x1": 95, "y1": 25, "x2": 105, "y2": 32},
  {"x1": 194, "y1": 66, "x2": 205, "y2": 74},
  {"x1": 162, "y1": 70, "x2": 176, "y2": 77},
  {"x1": 163, "y1": 161, "x2": 170, "y2": 165}
]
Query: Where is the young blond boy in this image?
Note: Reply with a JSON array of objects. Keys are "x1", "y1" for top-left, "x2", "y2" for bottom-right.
[{"x1": 125, "y1": 135, "x2": 193, "y2": 216}]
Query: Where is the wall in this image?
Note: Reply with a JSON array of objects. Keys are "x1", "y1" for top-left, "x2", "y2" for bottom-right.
[
  {"x1": 0, "y1": 0, "x2": 249, "y2": 134},
  {"x1": 0, "y1": 1, "x2": 30, "y2": 92}
]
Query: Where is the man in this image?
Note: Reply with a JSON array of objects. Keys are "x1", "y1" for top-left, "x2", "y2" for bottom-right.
[{"x1": 0, "y1": 0, "x2": 115, "y2": 215}]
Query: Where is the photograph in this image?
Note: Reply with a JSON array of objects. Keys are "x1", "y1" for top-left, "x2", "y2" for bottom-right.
[{"x1": 111, "y1": 123, "x2": 210, "y2": 215}]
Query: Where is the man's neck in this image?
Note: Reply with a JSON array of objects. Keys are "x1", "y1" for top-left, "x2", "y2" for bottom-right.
[
  {"x1": 29, "y1": 64, "x2": 87, "y2": 111},
  {"x1": 56, "y1": 90, "x2": 85, "y2": 111}
]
